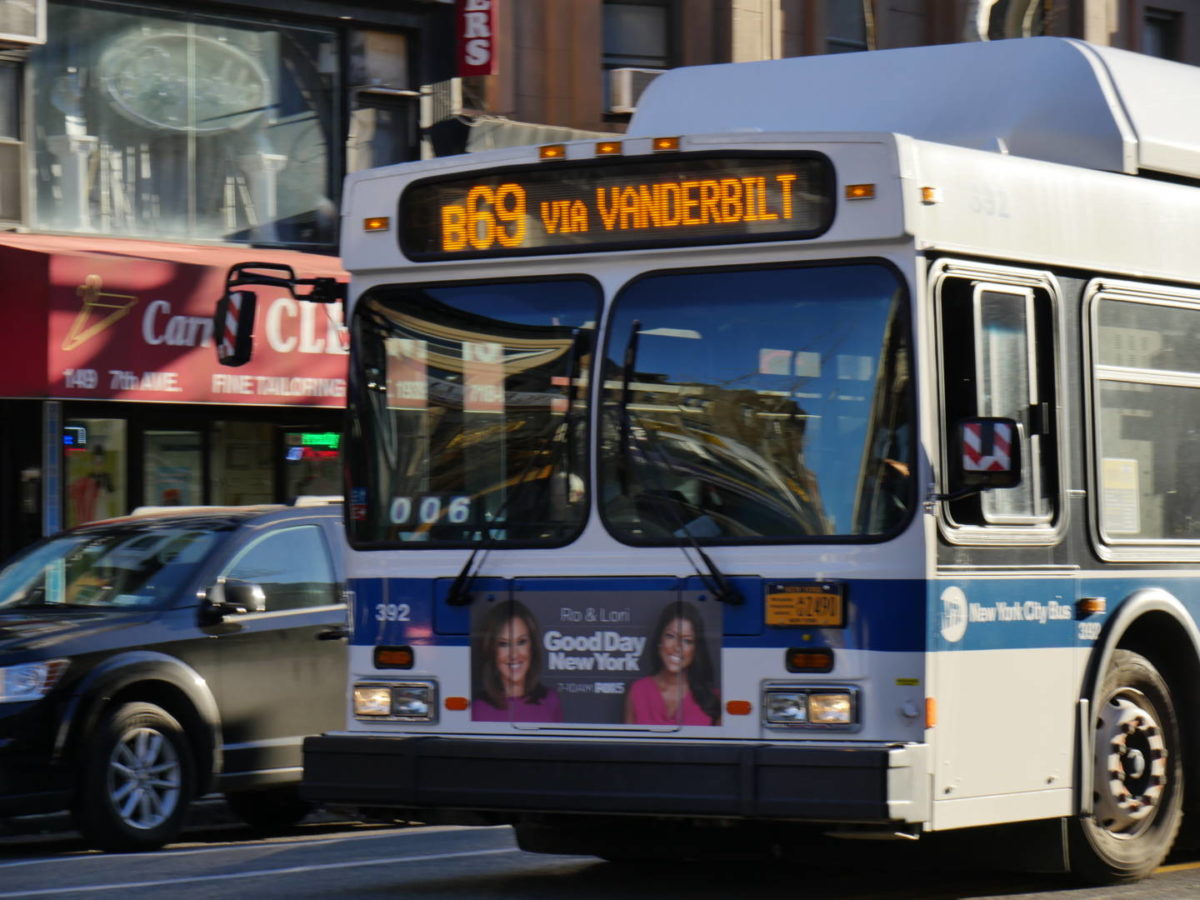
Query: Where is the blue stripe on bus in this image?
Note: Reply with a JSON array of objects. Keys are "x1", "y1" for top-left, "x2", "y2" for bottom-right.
[
  {"x1": 354, "y1": 573, "x2": 1200, "y2": 655},
  {"x1": 350, "y1": 575, "x2": 927, "y2": 652},
  {"x1": 930, "y1": 578, "x2": 1076, "y2": 651},
  {"x1": 931, "y1": 575, "x2": 1200, "y2": 653}
]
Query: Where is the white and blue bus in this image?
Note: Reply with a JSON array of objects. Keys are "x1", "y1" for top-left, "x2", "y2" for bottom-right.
[{"x1": 220, "y1": 37, "x2": 1200, "y2": 883}]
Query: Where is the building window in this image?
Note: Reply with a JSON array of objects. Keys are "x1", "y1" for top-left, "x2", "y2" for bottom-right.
[
  {"x1": 603, "y1": 1, "x2": 672, "y2": 115},
  {"x1": 0, "y1": 60, "x2": 22, "y2": 223},
  {"x1": 1143, "y1": 8, "x2": 1181, "y2": 60},
  {"x1": 347, "y1": 30, "x2": 418, "y2": 173},
  {"x1": 603, "y1": 1, "x2": 671, "y2": 70},
  {"x1": 827, "y1": 0, "x2": 867, "y2": 53},
  {"x1": 28, "y1": 2, "x2": 340, "y2": 248}
]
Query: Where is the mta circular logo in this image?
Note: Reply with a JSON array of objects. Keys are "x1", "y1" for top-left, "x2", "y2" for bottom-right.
[{"x1": 940, "y1": 586, "x2": 968, "y2": 643}]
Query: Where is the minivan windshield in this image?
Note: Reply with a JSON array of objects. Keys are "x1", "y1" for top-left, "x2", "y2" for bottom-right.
[{"x1": 0, "y1": 525, "x2": 222, "y2": 610}]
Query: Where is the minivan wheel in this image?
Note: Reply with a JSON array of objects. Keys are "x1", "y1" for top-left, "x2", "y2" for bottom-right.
[
  {"x1": 75, "y1": 702, "x2": 195, "y2": 852},
  {"x1": 225, "y1": 785, "x2": 313, "y2": 832}
]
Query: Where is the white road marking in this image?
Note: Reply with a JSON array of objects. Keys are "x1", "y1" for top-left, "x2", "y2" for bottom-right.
[
  {"x1": 0, "y1": 846, "x2": 521, "y2": 897},
  {"x1": 0, "y1": 824, "x2": 501, "y2": 869}
]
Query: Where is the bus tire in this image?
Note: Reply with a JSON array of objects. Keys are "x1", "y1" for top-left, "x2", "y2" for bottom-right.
[
  {"x1": 74, "y1": 702, "x2": 195, "y2": 852},
  {"x1": 1068, "y1": 649, "x2": 1183, "y2": 884}
]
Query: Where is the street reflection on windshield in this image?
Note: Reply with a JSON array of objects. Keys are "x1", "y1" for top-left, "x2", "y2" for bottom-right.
[{"x1": 0, "y1": 527, "x2": 220, "y2": 610}]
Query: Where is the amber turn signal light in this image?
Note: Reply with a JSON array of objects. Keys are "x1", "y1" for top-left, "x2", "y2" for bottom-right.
[
  {"x1": 374, "y1": 645, "x2": 414, "y2": 669},
  {"x1": 785, "y1": 648, "x2": 834, "y2": 673}
]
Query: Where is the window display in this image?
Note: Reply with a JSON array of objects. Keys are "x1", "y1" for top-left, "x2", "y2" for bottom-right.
[{"x1": 30, "y1": 2, "x2": 339, "y2": 247}]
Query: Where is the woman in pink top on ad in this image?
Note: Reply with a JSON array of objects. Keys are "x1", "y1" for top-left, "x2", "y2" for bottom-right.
[
  {"x1": 625, "y1": 601, "x2": 720, "y2": 726},
  {"x1": 472, "y1": 600, "x2": 563, "y2": 722}
]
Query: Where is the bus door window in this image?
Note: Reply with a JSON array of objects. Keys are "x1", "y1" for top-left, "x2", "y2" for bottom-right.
[{"x1": 937, "y1": 270, "x2": 1059, "y2": 530}]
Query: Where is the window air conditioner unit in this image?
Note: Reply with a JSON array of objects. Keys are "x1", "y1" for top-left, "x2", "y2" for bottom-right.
[
  {"x1": 608, "y1": 67, "x2": 664, "y2": 114},
  {"x1": 0, "y1": 0, "x2": 46, "y2": 46}
]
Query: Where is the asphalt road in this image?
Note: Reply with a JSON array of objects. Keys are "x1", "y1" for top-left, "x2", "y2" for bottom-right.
[{"x1": 6, "y1": 804, "x2": 1200, "y2": 899}]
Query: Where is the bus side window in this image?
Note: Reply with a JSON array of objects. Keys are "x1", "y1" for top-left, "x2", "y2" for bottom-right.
[{"x1": 938, "y1": 275, "x2": 1058, "y2": 528}]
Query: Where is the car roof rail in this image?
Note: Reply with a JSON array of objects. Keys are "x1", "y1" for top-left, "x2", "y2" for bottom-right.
[
  {"x1": 129, "y1": 504, "x2": 289, "y2": 516},
  {"x1": 290, "y1": 496, "x2": 342, "y2": 507}
]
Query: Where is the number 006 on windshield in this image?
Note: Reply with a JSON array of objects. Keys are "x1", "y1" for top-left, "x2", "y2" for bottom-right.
[{"x1": 766, "y1": 582, "x2": 845, "y2": 627}]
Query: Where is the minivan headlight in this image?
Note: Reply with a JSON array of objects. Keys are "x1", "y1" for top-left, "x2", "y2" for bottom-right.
[{"x1": 0, "y1": 659, "x2": 69, "y2": 703}]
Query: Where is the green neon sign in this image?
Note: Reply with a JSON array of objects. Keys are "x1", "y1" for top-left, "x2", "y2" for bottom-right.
[{"x1": 299, "y1": 432, "x2": 340, "y2": 450}]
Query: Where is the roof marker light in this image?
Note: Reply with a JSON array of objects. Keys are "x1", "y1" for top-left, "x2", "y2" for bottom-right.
[
  {"x1": 539, "y1": 143, "x2": 566, "y2": 160},
  {"x1": 363, "y1": 216, "x2": 390, "y2": 232},
  {"x1": 921, "y1": 186, "x2": 942, "y2": 204},
  {"x1": 596, "y1": 140, "x2": 622, "y2": 155},
  {"x1": 845, "y1": 184, "x2": 875, "y2": 201},
  {"x1": 652, "y1": 136, "x2": 680, "y2": 152}
]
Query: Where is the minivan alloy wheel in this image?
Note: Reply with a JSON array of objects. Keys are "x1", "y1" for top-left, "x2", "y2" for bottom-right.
[
  {"x1": 74, "y1": 701, "x2": 195, "y2": 851},
  {"x1": 106, "y1": 724, "x2": 183, "y2": 830}
]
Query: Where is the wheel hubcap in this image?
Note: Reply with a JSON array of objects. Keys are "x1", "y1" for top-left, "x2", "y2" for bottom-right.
[
  {"x1": 1094, "y1": 691, "x2": 1167, "y2": 836},
  {"x1": 107, "y1": 726, "x2": 182, "y2": 830}
]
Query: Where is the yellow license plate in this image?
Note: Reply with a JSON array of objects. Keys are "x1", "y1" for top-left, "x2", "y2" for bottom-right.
[{"x1": 765, "y1": 583, "x2": 845, "y2": 627}]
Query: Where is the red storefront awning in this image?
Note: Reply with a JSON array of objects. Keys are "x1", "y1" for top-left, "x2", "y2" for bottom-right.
[{"x1": 0, "y1": 233, "x2": 349, "y2": 407}]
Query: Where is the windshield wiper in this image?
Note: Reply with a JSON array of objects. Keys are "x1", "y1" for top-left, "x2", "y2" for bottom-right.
[
  {"x1": 616, "y1": 322, "x2": 743, "y2": 606},
  {"x1": 446, "y1": 328, "x2": 585, "y2": 606}
]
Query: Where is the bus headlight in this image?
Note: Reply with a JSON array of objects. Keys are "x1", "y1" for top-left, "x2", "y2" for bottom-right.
[
  {"x1": 353, "y1": 680, "x2": 438, "y2": 722},
  {"x1": 808, "y1": 692, "x2": 854, "y2": 725},
  {"x1": 762, "y1": 685, "x2": 858, "y2": 728},
  {"x1": 764, "y1": 690, "x2": 808, "y2": 724},
  {"x1": 352, "y1": 685, "x2": 392, "y2": 717}
]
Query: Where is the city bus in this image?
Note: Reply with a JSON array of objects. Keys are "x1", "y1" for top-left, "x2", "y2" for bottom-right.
[{"x1": 217, "y1": 37, "x2": 1200, "y2": 883}]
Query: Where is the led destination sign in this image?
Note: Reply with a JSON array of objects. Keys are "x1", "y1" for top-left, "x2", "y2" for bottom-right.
[{"x1": 400, "y1": 155, "x2": 834, "y2": 260}]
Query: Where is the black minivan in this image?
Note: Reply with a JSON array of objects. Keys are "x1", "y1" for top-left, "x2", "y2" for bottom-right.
[{"x1": 0, "y1": 502, "x2": 347, "y2": 850}]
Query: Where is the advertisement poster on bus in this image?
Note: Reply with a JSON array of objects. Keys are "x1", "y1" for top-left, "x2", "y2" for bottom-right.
[{"x1": 470, "y1": 590, "x2": 722, "y2": 726}]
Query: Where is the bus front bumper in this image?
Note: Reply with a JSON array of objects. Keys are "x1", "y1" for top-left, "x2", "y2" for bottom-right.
[{"x1": 302, "y1": 734, "x2": 929, "y2": 824}]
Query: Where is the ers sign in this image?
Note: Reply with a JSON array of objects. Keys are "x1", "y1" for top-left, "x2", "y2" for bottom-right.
[{"x1": 457, "y1": 0, "x2": 497, "y2": 76}]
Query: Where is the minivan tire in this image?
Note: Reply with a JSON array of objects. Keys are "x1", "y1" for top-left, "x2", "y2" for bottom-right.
[{"x1": 74, "y1": 701, "x2": 195, "y2": 852}]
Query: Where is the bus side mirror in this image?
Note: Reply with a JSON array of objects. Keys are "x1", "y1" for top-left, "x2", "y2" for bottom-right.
[
  {"x1": 214, "y1": 289, "x2": 257, "y2": 367},
  {"x1": 945, "y1": 416, "x2": 1022, "y2": 498}
]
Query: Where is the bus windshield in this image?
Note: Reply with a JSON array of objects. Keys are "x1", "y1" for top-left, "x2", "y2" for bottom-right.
[
  {"x1": 347, "y1": 278, "x2": 600, "y2": 546},
  {"x1": 600, "y1": 262, "x2": 914, "y2": 542}
]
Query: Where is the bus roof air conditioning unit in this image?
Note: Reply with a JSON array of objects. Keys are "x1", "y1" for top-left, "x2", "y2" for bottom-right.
[
  {"x1": 0, "y1": 0, "x2": 46, "y2": 45},
  {"x1": 609, "y1": 67, "x2": 665, "y2": 114}
]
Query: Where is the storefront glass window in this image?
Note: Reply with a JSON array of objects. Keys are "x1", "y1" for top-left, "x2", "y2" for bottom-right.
[
  {"x1": 284, "y1": 429, "x2": 341, "y2": 500},
  {"x1": 211, "y1": 421, "x2": 274, "y2": 505},
  {"x1": 29, "y1": 1, "x2": 339, "y2": 248},
  {"x1": 64, "y1": 417, "x2": 126, "y2": 526},
  {"x1": 144, "y1": 429, "x2": 202, "y2": 507}
]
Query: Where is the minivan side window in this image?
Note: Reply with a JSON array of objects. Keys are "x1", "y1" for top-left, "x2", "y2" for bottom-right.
[{"x1": 222, "y1": 525, "x2": 338, "y2": 611}]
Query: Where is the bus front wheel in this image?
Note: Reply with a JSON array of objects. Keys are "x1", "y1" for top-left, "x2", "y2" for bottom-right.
[{"x1": 1069, "y1": 649, "x2": 1183, "y2": 884}]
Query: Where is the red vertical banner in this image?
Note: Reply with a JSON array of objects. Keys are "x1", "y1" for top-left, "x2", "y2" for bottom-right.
[
  {"x1": 386, "y1": 338, "x2": 429, "y2": 411},
  {"x1": 457, "y1": 0, "x2": 497, "y2": 77},
  {"x1": 462, "y1": 340, "x2": 504, "y2": 413}
]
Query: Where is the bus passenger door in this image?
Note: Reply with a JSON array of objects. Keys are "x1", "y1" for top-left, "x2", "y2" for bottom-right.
[{"x1": 929, "y1": 261, "x2": 1076, "y2": 828}]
